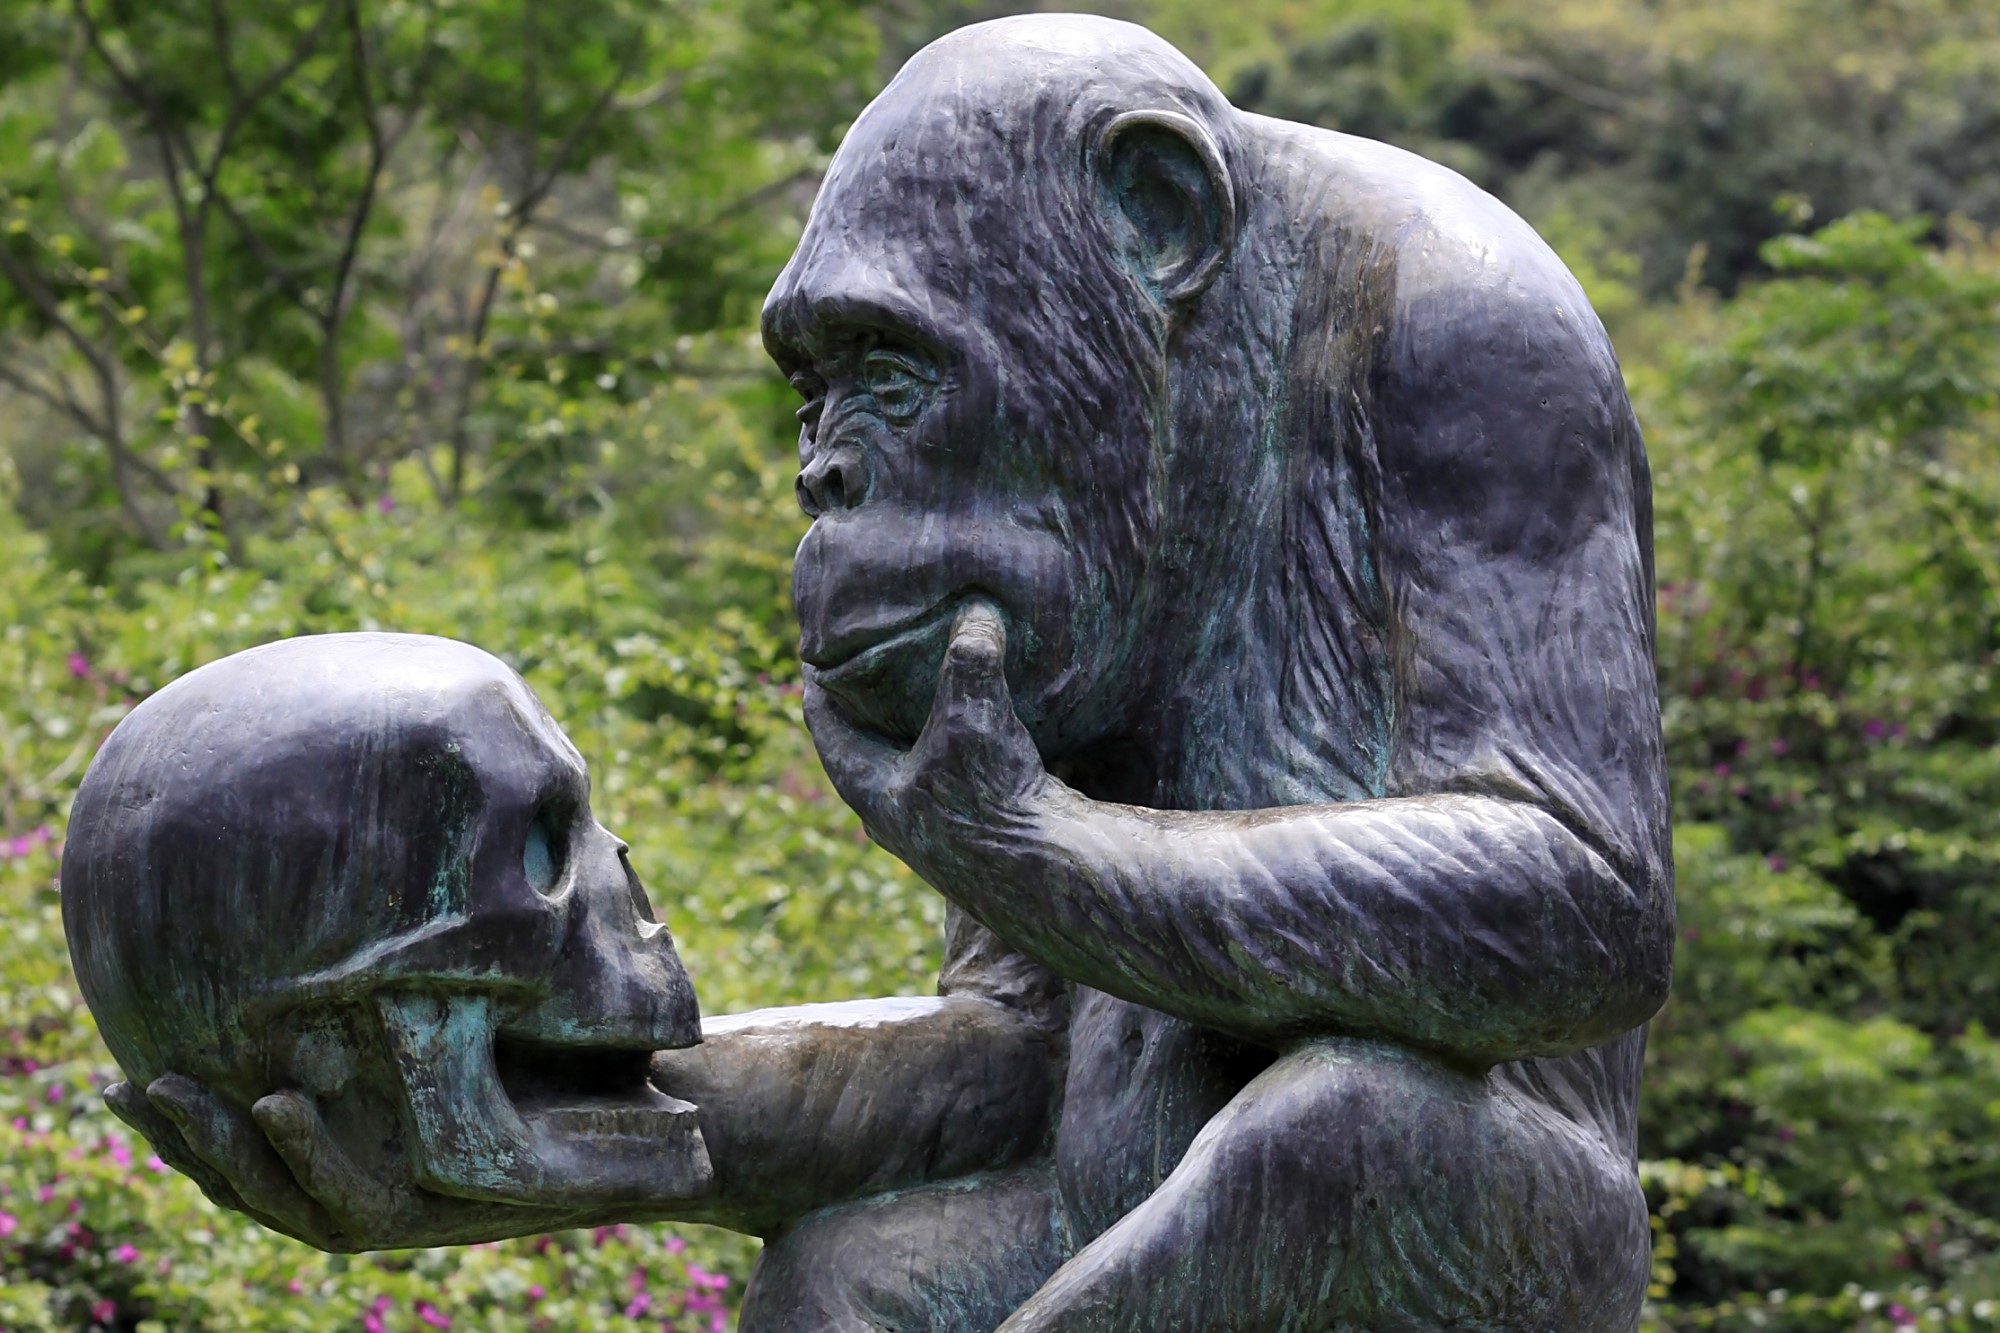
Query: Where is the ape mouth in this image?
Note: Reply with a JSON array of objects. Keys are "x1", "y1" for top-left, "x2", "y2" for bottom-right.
[
  {"x1": 492, "y1": 1033, "x2": 700, "y2": 1143},
  {"x1": 802, "y1": 599, "x2": 959, "y2": 680}
]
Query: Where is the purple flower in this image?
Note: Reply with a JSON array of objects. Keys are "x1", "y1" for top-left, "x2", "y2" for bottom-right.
[
  {"x1": 416, "y1": 1299, "x2": 451, "y2": 1328},
  {"x1": 376, "y1": 495, "x2": 396, "y2": 514},
  {"x1": 1766, "y1": 855, "x2": 1786, "y2": 872},
  {"x1": 114, "y1": 1242, "x2": 140, "y2": 1263},
  {"x1": 67, "y1": 652, "x2": 92, "y2": 679},
  {"x1": 92, "y1": 1298, "x2": 115, "y2": 1322}
]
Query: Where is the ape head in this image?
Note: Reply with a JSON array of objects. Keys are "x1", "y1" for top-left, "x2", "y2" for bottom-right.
[
  {"x1": 62, "y1": 634, "x2": 711, "y2": 1210},
  {"x1": 768, "y1": 19, "x2": 1252, "y2": 774},
  {"x1": 766, "y1": 15, "x2": 1404, "y2": 810}
]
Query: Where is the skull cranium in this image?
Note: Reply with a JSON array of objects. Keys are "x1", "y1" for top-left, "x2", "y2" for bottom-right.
[{"x1": 62, "y1": 632, "x2": 711, "y2": 1210}]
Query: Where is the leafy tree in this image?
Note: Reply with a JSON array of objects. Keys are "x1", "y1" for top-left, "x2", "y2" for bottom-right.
[
  {"x1": 1640, "y1": 213, "x2": 2000, "y2": 1324},
  {"x1": 0, "y1": 0, "x2": 875, "y2": 572}
]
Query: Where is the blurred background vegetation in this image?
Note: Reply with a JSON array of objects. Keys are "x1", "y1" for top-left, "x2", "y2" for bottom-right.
[{"x1": 0, "y1": 0, "x2": 1996, "y2": 1328}]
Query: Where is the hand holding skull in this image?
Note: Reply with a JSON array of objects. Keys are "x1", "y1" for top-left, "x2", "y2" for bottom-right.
[{"x1": 62, "y1": 634, "x2": 714, "y2": 1251}]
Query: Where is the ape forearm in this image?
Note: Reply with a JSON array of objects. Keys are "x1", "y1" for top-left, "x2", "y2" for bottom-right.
[
  {"x1": 931, "y1": 789, "x2": 1671, "y2": 1066},
  {"x1": 646, "y1": 995, "x2": 1057, "y2": 1236}
]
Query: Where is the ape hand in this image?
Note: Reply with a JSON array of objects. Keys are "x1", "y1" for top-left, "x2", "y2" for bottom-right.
[
  {"x1": 804, "y1": 599, "x2": 1059, "y2": 875},
  {"x1": 104, "y1": 1076, "x2": 591, "y2": 1252}
]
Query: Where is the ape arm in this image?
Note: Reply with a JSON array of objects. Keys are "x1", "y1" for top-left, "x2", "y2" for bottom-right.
[
  {"x1": 648, "y1": 984, "x2": 1060, "y2": 1237},
  {"x1": 902, "y1": 786, "x2": 1668, "y2": 1067}
]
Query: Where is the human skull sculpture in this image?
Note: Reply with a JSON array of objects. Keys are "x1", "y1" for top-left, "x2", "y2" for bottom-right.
[{"x1": 61, "y1": 633, "x2": 711, "y2": 1216}]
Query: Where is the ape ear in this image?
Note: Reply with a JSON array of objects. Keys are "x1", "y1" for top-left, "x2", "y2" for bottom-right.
[{"x1": 1093, "y1": 110, "x2": 1235, "y2": 309}]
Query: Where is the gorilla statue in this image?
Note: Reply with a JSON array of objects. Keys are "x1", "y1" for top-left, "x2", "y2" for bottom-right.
[{"x1": 80, "y1": 15, "x2": 1673, "y2": 1332}]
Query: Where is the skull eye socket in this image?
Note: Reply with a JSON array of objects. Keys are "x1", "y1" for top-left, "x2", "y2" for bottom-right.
[{"x1": 522, "y1": 802, "x2": 570, "y2": 896}]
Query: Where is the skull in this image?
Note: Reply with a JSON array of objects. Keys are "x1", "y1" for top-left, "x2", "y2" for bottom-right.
[{"x1": 61, "y1": 632, "x2": 711, "y2": 1209}]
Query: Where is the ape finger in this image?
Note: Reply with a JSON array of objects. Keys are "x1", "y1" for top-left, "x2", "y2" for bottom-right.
[
  {"x1": 146, "y1": 1074, "x2": 342, "y2": 1248},
  {"x1": 104, "y1": 1080, "x2": 251, "y2": 1216},
  {"x1": 802, "y1": 675, "x2": 905, "y2": 822},
  {"x1": 253, "y1": 1091, "x2": 398, "y2": 1250},
  {"x1": 916, "y1": 600, "x2": 1044, "y2": 805}
]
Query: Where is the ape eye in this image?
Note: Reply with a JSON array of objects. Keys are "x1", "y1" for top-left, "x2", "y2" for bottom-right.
[
  {"x1": 862, "y1": 349, "x2": 934, "y2": 423},
  {"x1": 522, "y1": 804, "x2": 568, "y2": 896}
]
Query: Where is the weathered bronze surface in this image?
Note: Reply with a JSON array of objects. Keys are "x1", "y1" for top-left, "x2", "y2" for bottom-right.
[{"x1": 64, "y1": 14, "x2": 1673, "y2": 1331}]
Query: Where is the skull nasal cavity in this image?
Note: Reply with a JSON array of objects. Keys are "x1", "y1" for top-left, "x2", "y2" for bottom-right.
[{"x1": 796, "y1": 450, "x2": 869, "y2": 517}]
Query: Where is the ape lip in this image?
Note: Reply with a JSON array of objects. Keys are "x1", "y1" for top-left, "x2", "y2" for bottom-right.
[{"x1": 804, "y1": 598, "x2": 959, "y2": 680}]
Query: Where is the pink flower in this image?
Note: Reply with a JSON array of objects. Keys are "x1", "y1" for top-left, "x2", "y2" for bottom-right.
[
  {"x1": 68, "y1": 652, "x2": 92, "y2": 679},
  {"x1": 92, "y1": 1298, "x2": 115, "y2": 1322},
  {"x1": 109, "y1": 1141, "x2": 132, "y2": 1168},
  {"x1": 526, "y1": 1284, "x2": 545, "y2": 1303},
  {"x1": 364, "y1": 1316, "x2": 385, "y2": 1333},
  {"x1": 0, "y1": 1211, "x2": 16, "y2": 1237},
  {"x1": 114, "y1": 1242, "x2": 139, "y2": 1263},
  {"x1": 416, "y1": 1300, "x2": 451, "y2": 1328},
  {"x1": 148, "y1": 1155, "x2": 167, "y2": 1172},
  {"x1": 36, "y1": 1184, "x2": 55, "y2": 1203},
  {"x1": 623, "y1": 1293, "x2": 651, "y2": 1317},
  {"x1": 376, "y1": 495, "x2": 396, "y2": 514},
  {"x1": 663, "y1": 1234, "x2": 686, "y2": 1253}
]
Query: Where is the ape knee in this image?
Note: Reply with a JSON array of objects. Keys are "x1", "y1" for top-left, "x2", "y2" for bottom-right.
[{"x1": 1085, "y1": 1040, "x2": 1649, "y2": 1330}]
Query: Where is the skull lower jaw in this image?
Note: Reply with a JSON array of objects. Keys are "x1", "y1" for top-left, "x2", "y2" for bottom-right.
[{"x1": 377, "y1": 992, "x2": 713, "y2": 1208}]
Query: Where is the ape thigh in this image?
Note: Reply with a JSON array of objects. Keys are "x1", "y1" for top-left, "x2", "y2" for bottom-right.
[
  {"x1": 1000, "y1": 1040, "x2": 1649, "y2": 1333},
  {"x1": 740, "y1": 1165, "x2": 1066, "y2": 1333}
]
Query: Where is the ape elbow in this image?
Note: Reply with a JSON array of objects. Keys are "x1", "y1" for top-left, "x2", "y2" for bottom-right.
[{"x1": 1527, "y1": 925, "x2": 1674, "y2": 1059}]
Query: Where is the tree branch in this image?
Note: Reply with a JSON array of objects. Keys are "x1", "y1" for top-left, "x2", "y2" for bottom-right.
[{"x1": 442, "y1": 33, "x2": 648, "y2": 498}]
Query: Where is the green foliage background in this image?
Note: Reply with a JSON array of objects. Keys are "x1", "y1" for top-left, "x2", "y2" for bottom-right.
[{"x1": 2, "y1": 1, "x2": 1998, "y2": 1329}]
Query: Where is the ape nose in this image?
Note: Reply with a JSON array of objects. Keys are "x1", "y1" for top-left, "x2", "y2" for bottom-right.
[{"x1": 796, "y1": 449, "x2": 869, "y2": 517}]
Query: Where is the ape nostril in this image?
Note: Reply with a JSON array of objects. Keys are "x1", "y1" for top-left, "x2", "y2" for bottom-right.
[{"x1": 797, "y1": 453, "x2": 868, "y2": 516}]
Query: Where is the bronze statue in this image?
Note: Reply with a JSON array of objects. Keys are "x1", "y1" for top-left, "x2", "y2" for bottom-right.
[{"x1": 64, "y1": 15, "x2": 1673, "y2": 1331}]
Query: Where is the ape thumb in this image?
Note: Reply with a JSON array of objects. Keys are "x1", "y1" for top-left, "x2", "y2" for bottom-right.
[{"x1": 939, "y1": 599, "x2": 1010, "y2": 706}]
